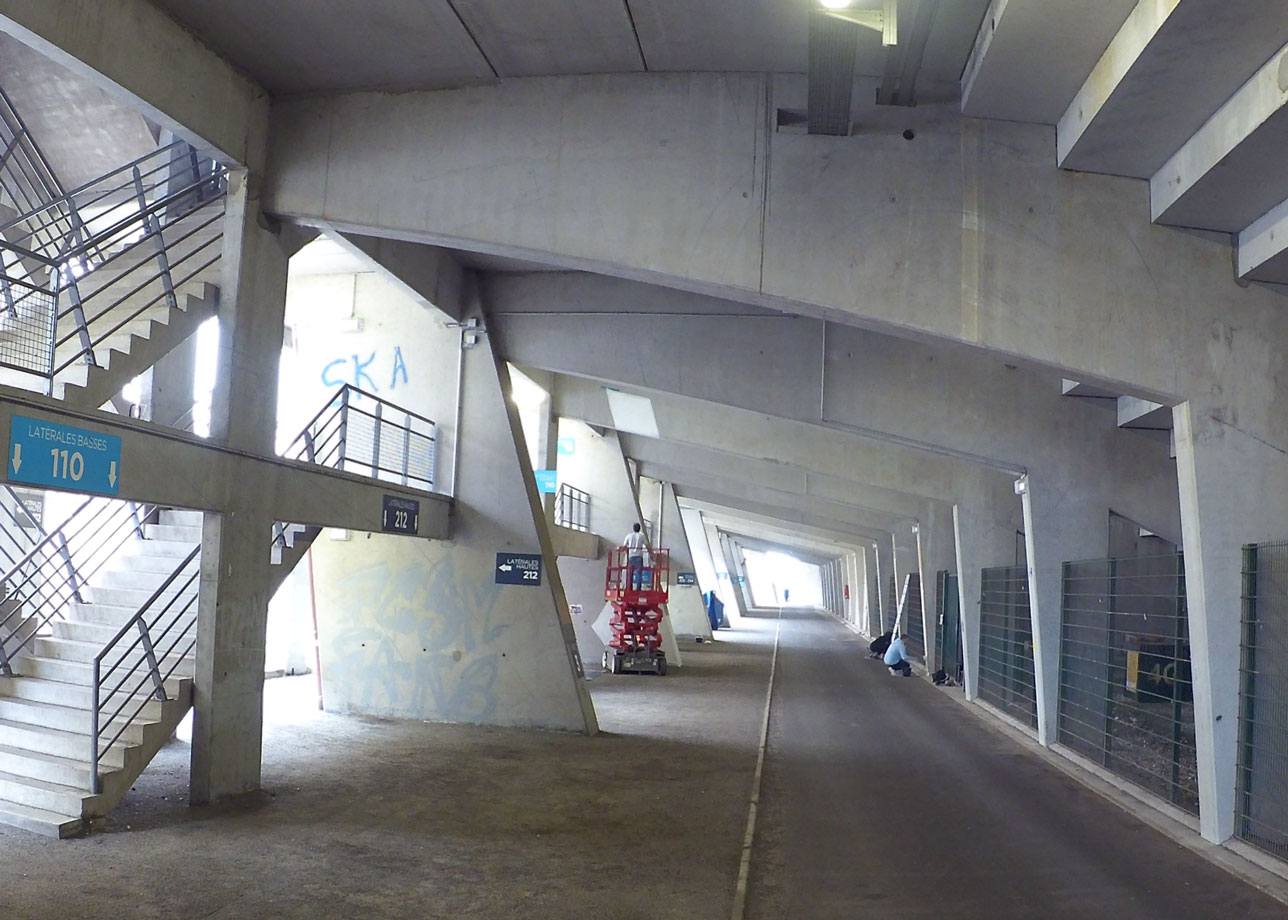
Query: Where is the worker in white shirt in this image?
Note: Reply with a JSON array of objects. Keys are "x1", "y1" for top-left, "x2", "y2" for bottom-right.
[{"x1": 623, "y1": 523, "x2": 647, "y2": 589}]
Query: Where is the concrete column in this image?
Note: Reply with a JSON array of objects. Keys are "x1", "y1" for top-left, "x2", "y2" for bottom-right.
[
  {"x1": 920, "y1": 505, "x2": 956, "y2": 672},
  {"x1": 1021, "y1": 471, "x2": 1107, "y2": 746},
  {"x1": 191, "y1": 171, "x2": 292, "y2": 803},
  {"x1": 719, "y1": 533, "x2": 750, "y2": 618},
  {"x1": 140, "y1": 331, "x2": 199, "y2": 427},
  {"x1": 681, "y1": 506, "x2": 719, "y2": 595},
  {"x1": 891, "y1": 534, "x2": 918, "y2": 635},
  {"x1": 660, "y1": 483, "x2": 713, "y2": 639},
  {"x1": 870, "y1": 542, "x2": 887, "y2": 633},
  {"x1": 1173, "y1": 401, "x2": 1288, "y2": 843},
  {"x1": 953, "y1": 493, "x2": 1021, "y2": 702}
]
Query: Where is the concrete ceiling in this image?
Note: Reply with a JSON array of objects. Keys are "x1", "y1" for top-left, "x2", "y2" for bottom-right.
[{"x1": 148, "y1": 0, "x2": 993, "y2": 95}]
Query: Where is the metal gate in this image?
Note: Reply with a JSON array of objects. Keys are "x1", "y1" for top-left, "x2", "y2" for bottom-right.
[
  {"x1": 901, "y1": 573, "x2": 924, "y2": 661},
  {"x1": 937, "y1": 570, "x2": 962, "y2": 683},
  {"x1": 1059, "y1": 554, "x2": 1197, "y2": 814},
  {"x1": 1238, "y1": 543, "x2": 1288, "y2": 859},
  {"x1": 978, "y1": 565, "x2": 1037, "y2": 729}
]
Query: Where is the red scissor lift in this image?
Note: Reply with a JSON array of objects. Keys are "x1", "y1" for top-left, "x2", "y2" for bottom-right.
[{"x1": 603, "y1": 546, "x2": 670, "y2": 675}]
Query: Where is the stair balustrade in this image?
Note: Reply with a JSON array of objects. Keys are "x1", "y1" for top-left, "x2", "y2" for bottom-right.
[
  {"x1": 0, "y1": 86, "x2": 72, "y2": 263},
  {"x1": 0, "y1": 139, "x2": 227, "y2": 392},
  {"x1": 555, "y1": 483, "x2": 591, "y2": 532},
  {"x1": 281, "y1": 384, "x2": 438, "y2": 491},
  {"x1": 89, "y1": 544, "x2": 199, "y2": 793},
  {"x1": 0, "y1": 495, "x2": 153, "y2": 677}
]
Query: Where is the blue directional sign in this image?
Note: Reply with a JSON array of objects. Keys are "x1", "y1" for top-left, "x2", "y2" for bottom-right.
[
  {"x1": 557, "y1": 437, "x2": 576, "y2": 455},
  {"x1": 534, "y1": 470, "x2": 558, "y2": 494},
  {"x1": 496, "y1": 553, "x2": 542, "y2": 586},
  {"x1": 9, "y1": 415, "x2": 121, "y2": 495}
]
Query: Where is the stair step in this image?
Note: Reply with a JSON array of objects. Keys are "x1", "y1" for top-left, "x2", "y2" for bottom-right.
[
  {"x1": 159, "y1": 509, "x2": 203, "y2": 528},
  {"x1": 143, "y1": 523, "x2": 202, "y2": 543},
  {"x1": 34, "y1": 636, "x2": 195, "y2": 669},
  {"x1": 98, "y1": 567, "x2": 197, "y2": 591},
  {"x1": 0, "y1": 697, "x2": 146, "y2": 745},
  {"x1": 0, "y1": 676, "x2": 167, "y2": 719},
  {"x1": 0, "y1": 767, "x2": 96, "y2": 818},
  {"x1": 117, "y1": 554, "x2": 194, "y2": 574},
  {"x1": 0, "y1": 742, "x2": 94, "y2": 791},
  {"x1": 83, "y1": 585, "x2": 198, "y2": 609},
  {"x1": 0, "y1": 716, "x2": 128, "y2": 767},
  {"x1": 68, "y1": 602, "x2": 197, "y2": 630},
  {"x1": 0, "y1": 796, "x2": 83, "y2": 837},
  {"x1": 118, "y1": 538, "x2": 197, "y2": 559},
  {"x1": 14, "y1": 653, "x2": 194, "y2": 687}
]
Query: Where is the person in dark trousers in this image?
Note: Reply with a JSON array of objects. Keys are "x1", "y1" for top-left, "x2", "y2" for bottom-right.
[
  {"x1": 884, "y1": 634, "x2": 913, "y2": 676},
  {"x1": 867, "y1": 632, "x2": 893, "y2": 659},
  {"x1": 623, "y1": 523, "x2": 647, "y2": 589}
]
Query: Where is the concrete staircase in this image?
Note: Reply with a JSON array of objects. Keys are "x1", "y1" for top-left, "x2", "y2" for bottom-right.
[
  {"x1": 0, "y1": 508, "x2": 201, "y2": 837},
  {"x1": 48, "y1": 205, "x2": 223, "y2": 408}
]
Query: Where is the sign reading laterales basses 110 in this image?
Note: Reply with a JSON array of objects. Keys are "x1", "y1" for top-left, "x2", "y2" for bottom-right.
[{"x1": 8, "y1": 415, "x2": 122, "y2": 496}]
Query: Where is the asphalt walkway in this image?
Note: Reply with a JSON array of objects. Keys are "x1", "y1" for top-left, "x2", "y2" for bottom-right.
[{"x1": 746, "y1": 607, "x2": 1286, "y2": 919}]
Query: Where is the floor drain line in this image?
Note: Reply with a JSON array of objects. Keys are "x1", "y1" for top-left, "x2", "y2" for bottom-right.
[{"x1": 731, "y1": 609, "x2": 783, "y2": 920}]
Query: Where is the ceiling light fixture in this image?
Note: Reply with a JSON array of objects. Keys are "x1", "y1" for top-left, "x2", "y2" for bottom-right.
[{"x1": 820, "y1": 0, "x2": 898, "y2": 46}]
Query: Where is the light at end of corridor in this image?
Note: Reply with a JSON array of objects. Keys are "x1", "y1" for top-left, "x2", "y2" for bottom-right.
[{"x1": 819, "y1": 0, "x2": 855, "y2": 8}]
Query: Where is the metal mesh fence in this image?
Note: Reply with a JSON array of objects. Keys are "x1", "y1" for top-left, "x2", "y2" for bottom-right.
[
  {"x1": 1238, "y1": 542, "x2": 1288, "y2": 859},
  {"x1": 0, "y1": 274, "x2": 54, "y2": 378},
  {"x1": 1059, "y1": 554, "x2": 1197, "y2": 814},
  {"x1": 901, "y1": 573, "x2": 924, "y2": 661},
  {"x1": 336, "y1": 398, "x2": 435, "y2": 491},
  {"x1": 978, "y1": 565, "x2": 1037, "y2": 729}
]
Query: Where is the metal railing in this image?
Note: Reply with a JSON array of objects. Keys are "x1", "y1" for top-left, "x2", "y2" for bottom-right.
[
  {"x1": 0, "y1": 86, "x2": 71, "y2": 261},
  {"x1": 1059, "y1": 553, "x2": 1197, "y2": 815},
  {"x1": 978, "y1": 564, "x2": 1037, "y2": 729},
  {"x1": 899, "y1": 572, "x2": 924, "y2": 661},
  {"x1": 0, "y1": 495, "x2": 151, "y2": 676},
  {"x1": 555, "y1": 483, "x2": 590, "y2": 532},
  {"x1": 90, "y1": 544, "x2": 199, "y2": 792},
  {"x1": 1238, "y1": 542, "x2": 1288, "y2": 859},
  {"x1": 282, "y1": 385, "x2": 437, "y2": 491},
  {"x1": 0, "y1": 139, "x2": 227, "y2": 389}
]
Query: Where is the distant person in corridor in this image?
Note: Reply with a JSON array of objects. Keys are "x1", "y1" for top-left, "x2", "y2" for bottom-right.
[
  {"x1": 884, "y1": 634, "x2": 912, "y2": 676},
  {"x1": 623, "y1": 523, "x2": 647, "y2": 589}
]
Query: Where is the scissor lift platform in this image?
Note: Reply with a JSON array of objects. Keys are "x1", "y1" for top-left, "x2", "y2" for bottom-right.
[{"x1": 603, "y1": 546, "x2": 670, "y2": 675}]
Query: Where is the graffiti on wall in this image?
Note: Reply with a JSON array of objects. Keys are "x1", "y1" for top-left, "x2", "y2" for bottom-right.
[
  {"x1": 323, "y1": 547, "x2": 511, "y2": 722},
  {"x1": 320, "y1": 346, "x2": 409, "y2": 394}
]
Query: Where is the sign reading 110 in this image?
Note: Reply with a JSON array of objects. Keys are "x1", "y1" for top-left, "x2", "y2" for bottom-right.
[{"x1": 8, "y1": 415, "x2": 123, "y2": 496}]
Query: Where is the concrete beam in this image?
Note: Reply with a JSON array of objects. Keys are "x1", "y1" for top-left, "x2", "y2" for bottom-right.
[
  {"x1": 1150, "y1": 40, "x2": 1288, "y2": 231},
  {"x1": 0, "y1": 0, "x2": 266, "y2": 166},
  {"x1": 326, "y1": 229, "x2": 468, "y2": 321},
  {"x1": 1058, "y1": 1, "x2": 1285, "y2": 179},
  {"x1": 0, "y1": 389, "x2": 451, "y2": 536},
  {"x1": 266, "y1": 72, "x2": 1288, "y2": 432}
]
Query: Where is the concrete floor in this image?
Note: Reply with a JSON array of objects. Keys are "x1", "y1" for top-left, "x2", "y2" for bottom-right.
[{"x1": 0, "y1": 608, "x2": 1284, "y2": 919}]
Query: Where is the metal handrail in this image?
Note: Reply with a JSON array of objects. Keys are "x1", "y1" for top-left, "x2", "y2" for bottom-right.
[
  {"x1": 555, "y1": 483, "x2": 591, "y2": 532},
  {"x1": 0, "y1": 496, "x2": 155, "y2": 675},
  {"x1": 282, "y1": 384, "x2": 438, "y2": 490},
  {"x1": 90, "y1": 544, "x2": 200, "y2": 793},
  {"x1": 0, "y1": 86, "x2": 73, "y2": 261}
]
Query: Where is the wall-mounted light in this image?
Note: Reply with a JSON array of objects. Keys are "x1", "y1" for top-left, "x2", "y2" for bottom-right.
[
  {"x1": 1014, "y1": 474, "x2": 1029, "y2": 496},
  {"x1": 910, "y1": 522, "x2": 920, "y2": 535},
  {"x1": 820, "y1": 0, "x2": 898, "y2": 46}
]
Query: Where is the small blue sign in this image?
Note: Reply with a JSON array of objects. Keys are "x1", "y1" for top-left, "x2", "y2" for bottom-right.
[
  {"x1": 496, "y1": 553, "x2": 542, "y2": 586},
  {"x1": 9, "y1": 415, "x2": 121, "y2": 495},
  {"x1": 717, "y1": 572, "x2": 730, "y2": 580},
  {"x1": 534, "y1": 469, "x2": 558, "y2": 494},
  {"x1": 557, "y1": 437, "x2": 576, "y2": 455}
]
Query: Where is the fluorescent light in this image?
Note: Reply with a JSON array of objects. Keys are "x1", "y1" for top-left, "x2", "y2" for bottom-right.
[{"x1": 820, "y1": 0, "x2": 854, "y2": 8}]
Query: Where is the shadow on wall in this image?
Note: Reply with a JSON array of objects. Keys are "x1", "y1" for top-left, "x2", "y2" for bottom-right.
[{"x1": 321, "y1": 549, "x2": 508, "y2": 723}]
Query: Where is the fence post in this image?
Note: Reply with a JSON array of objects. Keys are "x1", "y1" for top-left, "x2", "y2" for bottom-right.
[
  {"x1": 57, "y1": 532, "x2": 82, "y2": 603},
  {"x1": 135, "y1": 618, "x2": 169, "y2": 703},
  {"x1": 90, "y1": 658, "x2": 101, "y2": 793},
  {"x1": 336, "y1": 387, "x2": 350, "y2": 470},
  {"x1": 132, "y1": 166, "x2": 179, "y2": 313},
  {"x1": 1104, "y1": 557, "x2": 1118, "y2": 768},
  {"x1": 400, "y1": 416, "x2": 412, "y2": 486},
  {"x1": 371, "y1": 401, "x2": 383, "y2": 478},
  {"x1": 1236, "y1": 543, "x2": 1258, "y2": 840}
]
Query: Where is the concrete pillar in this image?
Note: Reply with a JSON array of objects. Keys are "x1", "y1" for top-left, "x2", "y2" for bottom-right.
[
  {"x1": 681, "y1": 506, "x2": 719, "y2": 595},
  {"x1": 191, "y1": 171, "x2": 293, "y2": 803},
  {"x1": 718, "y1": 532, "x2": 750, "y2": 618},
  {"x1": 659, "y1": 483, "x2": 712, "y2": 639},
  {"x1": 891, "y1": 534, "x2": 918, "y2": 635},
  {"x1": 1021, "y1": 471, "x2": 1107, "y2": 746},
  {"x1": 1173, "y1": 401, "x2": 1288, "y2": 843},
  {"x1": 870, "y1": 542, "x2": 886, "y2": 634},
  {"x1": 953, "y1": 494, "x2": 1020, "y2": 702},
  {"x1": 920, "y1": 505, "x2": 956, "y2": 672},
  {"x1": 139, "y1": 331, "x2": 199, "y2": 428}
]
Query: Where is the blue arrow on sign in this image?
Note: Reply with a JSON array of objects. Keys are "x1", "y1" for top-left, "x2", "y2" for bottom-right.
[{"x1": 9, "y1": 415, "x2": 122, "y2": 496}]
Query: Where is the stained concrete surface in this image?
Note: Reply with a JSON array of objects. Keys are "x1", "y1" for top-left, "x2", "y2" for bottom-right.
[
  {"x1": 746, "y1": 609, "x2": 1288, "y2": 919},
  {"x1": 0, "y1": 626, "x2": 774, "y2": 920},
  {"x1": 2, "y1": 608, "x2": 1285, "y2": 919}
]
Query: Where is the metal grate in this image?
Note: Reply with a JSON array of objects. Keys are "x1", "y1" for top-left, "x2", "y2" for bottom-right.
[
  {"x1": 937, "y1": 570, "x2": 963, "y2": 683},
  {"x1": 901, "y1": 572, "x2": 924, "y2": 661},
  {"x1": 1238, "y1": 542, "x2": 1288, "y2": 859},
  {"x1": 0, "y1": 272, "x2": 54, "y2": 376},
  {"x1": 1059, "y1": 554, "x2": 1197, "y2": 814},
  {"x1": 978, "y1": 565, "x2": 1037, "y2": 729},
  {"x1": 555, "y1": 483, "x2": 590, "y2": 532}
]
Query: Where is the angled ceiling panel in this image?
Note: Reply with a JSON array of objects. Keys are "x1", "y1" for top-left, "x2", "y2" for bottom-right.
[
  {"x1": 149, "y1": 0, "x2": 495, "y2": 94},
  {"x1": 450, "y1": 0, "x2": 644, "y2": 77},
  {"x1": 628, "y1": 0, "x2": 812, "y2": 73}
]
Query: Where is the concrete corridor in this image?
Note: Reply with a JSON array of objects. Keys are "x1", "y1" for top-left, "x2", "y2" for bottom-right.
[{"x1": 0, "y1": 609, "x2": 1283, "y2": 918}]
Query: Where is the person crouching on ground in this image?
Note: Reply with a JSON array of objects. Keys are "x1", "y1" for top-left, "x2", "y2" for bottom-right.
[
  {"x1": 867, "y1": 632, "x2": 893, "y2": 659},
  {"x1": 884, "y1": 634, "x2": 912, "y2": 676}
]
